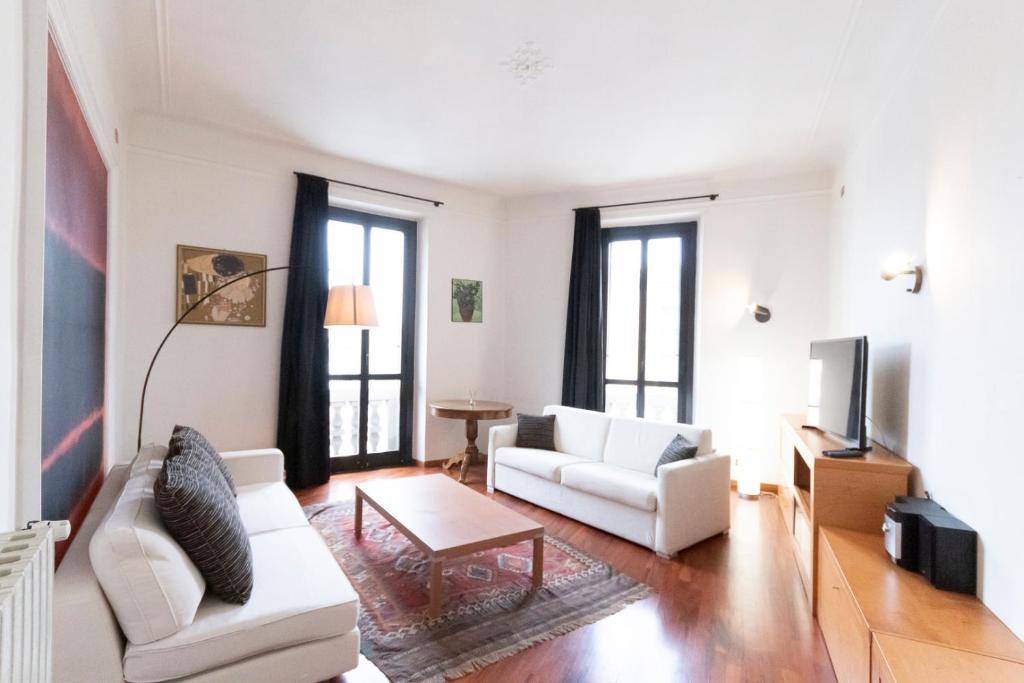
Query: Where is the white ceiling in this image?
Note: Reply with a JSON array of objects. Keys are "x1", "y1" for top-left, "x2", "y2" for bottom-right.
[{"x1": 93, "y1": 0, "x2": 935, "y2": 196}]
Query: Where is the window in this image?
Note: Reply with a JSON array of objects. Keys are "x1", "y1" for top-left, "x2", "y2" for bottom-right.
[
  {"x1": 602, "y1": 222, "x2": 697, "y2": 422},
  {"x1": 327, "y1": 207, "x2": 416, "y2": 471}
]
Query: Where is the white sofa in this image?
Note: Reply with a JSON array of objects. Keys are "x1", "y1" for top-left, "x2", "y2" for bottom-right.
[
  {"x1": 487, "y1": 405, "x2": 731, "y2": 557},
  {"x1": 53, "y1": 444, "x2": 360, "y2": 683}
]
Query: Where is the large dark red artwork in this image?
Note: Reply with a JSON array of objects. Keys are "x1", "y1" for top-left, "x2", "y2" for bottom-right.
[{"x1": 42, "y1": 35, "x2": 107, "y2": 562}]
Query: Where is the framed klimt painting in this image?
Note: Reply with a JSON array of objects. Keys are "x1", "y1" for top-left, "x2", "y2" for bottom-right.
[
  {"x1": 451, "y1": 278, "x2": 482, "y2": 323},
  {"x1": 176, "y1": 245, "x2": 267, "y2": 326}
]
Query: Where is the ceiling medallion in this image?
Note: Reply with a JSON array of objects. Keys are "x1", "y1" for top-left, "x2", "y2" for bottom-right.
[{"x1": 501, "y1": 41, "x2": 552, "y2": 85}]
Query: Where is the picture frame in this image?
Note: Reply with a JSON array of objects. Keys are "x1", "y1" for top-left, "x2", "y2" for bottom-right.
[
  {"x1": 451, "y1": 278, "x2": 483, "y2": 323},
  {"x1": 176, "y1": 244, "x2": 267, "y2": 326}
]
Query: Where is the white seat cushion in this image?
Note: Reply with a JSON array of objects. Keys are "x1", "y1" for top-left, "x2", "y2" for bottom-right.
[
  {"x1": 495, "y1": 447, "x2": 591, "y2": 482},
  {"x1": 122, "y1": 526, "x2": 359, "y2": 683},
  {"x1": 560, "y1": 463, "x2": 658, "y2": 512},
  {"x1": 236, "y1": 482, "x2": 310, "y2": 536},
  {"x1": 90, "y1": 444, "x2": 206, "y2": 645},
  {"x1": 602, "y1": 416, "x2": 713, "y2": 475},
  {"x1": 543, "y1": 405, "x2": 612, "y2": 460}
]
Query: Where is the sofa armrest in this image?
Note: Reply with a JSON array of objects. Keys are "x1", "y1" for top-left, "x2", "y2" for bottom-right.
[
  {"x1": 655, "y1": 453, "x2": 731, "y2": 555},
  {"x1": 487, "y1": 424, "x2": 518, "y2": 491},
  {"x1": 220, "y1": 448, "x2": 285, "y2": 487}
]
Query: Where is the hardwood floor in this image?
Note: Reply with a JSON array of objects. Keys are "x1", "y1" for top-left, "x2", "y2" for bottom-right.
[{"x1": 297, "y1": 464, "x2": 837, "y2": 683}]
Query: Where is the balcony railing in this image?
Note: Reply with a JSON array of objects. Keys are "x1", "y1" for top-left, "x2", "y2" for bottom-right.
[{"x1": 329, "y1": 398, "x2": 399, "y2": 457}]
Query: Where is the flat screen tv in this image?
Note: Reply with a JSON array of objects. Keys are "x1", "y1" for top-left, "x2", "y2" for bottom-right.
[{"x1": 806, "y1": 336, "x2": 869, "y2": 450}]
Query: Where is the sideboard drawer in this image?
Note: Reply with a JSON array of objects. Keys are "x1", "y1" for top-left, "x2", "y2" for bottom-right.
[
  {"x1": 818, "y1": 534, "x2": 871, "y2": 683},
  {"x1": 871, "y1": 637, "x2": 896, "y2": 683}
]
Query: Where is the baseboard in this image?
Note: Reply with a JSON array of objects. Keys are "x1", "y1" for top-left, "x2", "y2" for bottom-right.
[
  {"x1": 416, "y1": 459, "x2": 446, "y2": 468},
  {"x1": 729, "y1": 480, "x2": 778, "y2": 494}
]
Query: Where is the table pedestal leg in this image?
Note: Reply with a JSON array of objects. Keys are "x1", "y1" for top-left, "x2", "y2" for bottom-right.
[
  {"x1": 354, "y1": 490, "x2": 363, "y2": 539},
  {"x1": 458, "y1": 418, "x2": 479, "y2": 484},
  {"x1": 429, "y1": 558, "x2": 444, "y2": 618},
  {"x1": 532, "y1": 536, "x2": 544, "y2": 588}
]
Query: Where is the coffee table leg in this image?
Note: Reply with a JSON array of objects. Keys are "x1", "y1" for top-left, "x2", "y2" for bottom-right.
[
  {"x1": 354, "y1": 490, "x2": 363, "y2": 539},
  {"x1": 429, "y1": 558, "x2": 443, "y2": 618},
  {"x1": 532, "y1": 536, "x2": 544, "y2": 588}
]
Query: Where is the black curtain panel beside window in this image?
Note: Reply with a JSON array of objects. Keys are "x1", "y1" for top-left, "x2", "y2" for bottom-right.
[
  {"x1": 277, "y1": 173, "x2": 332, "y2": 488},
  {"x1": 561, "y1": 207, "x2": 605, "y2": 410}
]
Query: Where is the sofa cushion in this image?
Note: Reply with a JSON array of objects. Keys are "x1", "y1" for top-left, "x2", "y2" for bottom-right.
[
  {"x1": 236, "y1": 482, "x2": 311, "y2": 536},
  {"x1": 155, "y1": 446, "x2": 254, "y2": 604},
  {"x1": 122, "y1": 526, "x2": 359, "y2": 683},
  {"x1": 603, "y1": 416, "x2": 712, "y2": 475},
  {"x1": 560, "y1": 463, "x2": 658, "y2": 512},
  {"x1": 543, "y1": 405, "x2": 612, "y2": 460},
  {"x1": 90, "y1": 445, "x2": 206, "y2": 645},
  {"x1": 514, "y1": 413, "x2": 556, "y2": 450},
  {"x1": 495, "y1": 447, "x2": 591, "y2": 482}
]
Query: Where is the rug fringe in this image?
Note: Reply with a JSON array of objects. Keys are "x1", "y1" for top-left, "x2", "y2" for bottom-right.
[{"x1": 431, "y1": 583, "x2": 651, "y2": 682}]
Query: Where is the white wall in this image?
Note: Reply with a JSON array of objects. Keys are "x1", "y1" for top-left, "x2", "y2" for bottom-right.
[
  {"x1": 118, "y1": 114, "x2": 506, "y2": 466},
  {"x1": 827, "y1": 0, "x2": 1024, "y2": 637},
  {"x1": 503, "y1": 173, "x2": 832, "y2": 484}
]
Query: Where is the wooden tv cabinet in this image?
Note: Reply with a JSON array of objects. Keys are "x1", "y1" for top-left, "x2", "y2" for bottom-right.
[{"x1": 776, "y1": 414, "x2": 913, "y2": 613}]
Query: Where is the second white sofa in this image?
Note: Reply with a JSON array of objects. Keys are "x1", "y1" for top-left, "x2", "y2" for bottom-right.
[{"x1": 487, "y1": 405, "x2": 731, "y2": 557}]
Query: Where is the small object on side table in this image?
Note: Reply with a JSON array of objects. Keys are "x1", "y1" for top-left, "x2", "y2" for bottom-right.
[{"x1": 430, "y1": 400, "x2": 513, "y2": 483}]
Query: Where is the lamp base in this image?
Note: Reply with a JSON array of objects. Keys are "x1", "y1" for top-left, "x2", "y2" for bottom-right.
[{"x1": 738, "y1": 492, "x2": 761, "y2": 500}]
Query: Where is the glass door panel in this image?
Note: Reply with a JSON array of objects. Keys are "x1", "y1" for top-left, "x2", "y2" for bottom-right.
[
  {"x1": 327, "y1": 221, "x2": 364, "y2": 376},
  {"x1": 368, "y1": 227, "x2": 405, "y2": 375},
  {"x1": 605, "y1": 240, "x2": 641, "y2": 381},
  {"x1": 644, "y1": 237, "x2": 681, "y2": 382}
]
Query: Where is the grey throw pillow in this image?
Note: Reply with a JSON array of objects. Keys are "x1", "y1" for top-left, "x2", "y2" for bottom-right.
[
  {"x1": 655, "y1": 434, "x2": 698, "y2": 474},
  {"x1": 155, "y1": 437, "x2": 253, "y2": 604},
  {"x1": 171, "y1": 425, "x2": 237, "y2": 496},
  {"x1": 515, "y1": 413, "x2": 557, "y2": 450}
]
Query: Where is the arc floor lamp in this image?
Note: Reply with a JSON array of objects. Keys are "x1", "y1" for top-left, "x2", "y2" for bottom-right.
[{"x1": 136, "y1": 267, "x2": 377, "y2": 451}]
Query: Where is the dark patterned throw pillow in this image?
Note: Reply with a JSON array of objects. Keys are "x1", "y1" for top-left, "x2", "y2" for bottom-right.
[
  {"x1": 171, "y1": 425, "x2": 237, "y2": 496},
  {"x1": 155, "y1": 437, "x2": 253, "y2": 604},
  {"x1": 515, "y1": 413, "x2": 557, "y2": 451},
  {"x1": 655, "y1": 434, "x2": 698, "y2": 474}
]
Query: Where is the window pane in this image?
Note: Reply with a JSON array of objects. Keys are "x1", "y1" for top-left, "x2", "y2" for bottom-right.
[
  {"x1": 645, "y1": 237, "x2": 681, "y2": 382},
  {"x1": 328, "y1": 380, "x2": 360, "y2": 457},
  {"x1": 605, "y1": 240, "x2": 641, "y2": 380},
  {"x1": 367, "y1": 380, "x2": 401, "y2": 453},
  {"x1": 328, "y1": 221, "x2": 364, "y2": 375},
  {"x1": 605, "y1": 383, "x2": 638, "y2": 418},
  {"x1": 368, "y1": 227, "x2": 405, "y2": 374},
  {"x1": 644, "y1": 386, "x2": 679, "y2": 423}
]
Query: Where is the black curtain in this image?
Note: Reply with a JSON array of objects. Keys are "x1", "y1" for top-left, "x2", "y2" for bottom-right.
[
  {"x1": 561, "y1": 207, "x2": 605, "y2": 410},
  {"x1": 277, "y1": 173, "x2": 331, "y2": 488}
]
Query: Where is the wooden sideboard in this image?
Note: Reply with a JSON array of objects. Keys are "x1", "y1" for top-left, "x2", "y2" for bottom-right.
[
  {"x1": 776, "y1": 414, "x2": 913, "y2": 613},
  {"x1": 819, "y1": 526, "x2": 1024, "y2": 682}
]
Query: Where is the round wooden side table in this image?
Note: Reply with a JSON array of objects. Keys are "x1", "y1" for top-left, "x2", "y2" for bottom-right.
[{"x1": 429, "y1": 400, "x2": 513, "y2": 484}]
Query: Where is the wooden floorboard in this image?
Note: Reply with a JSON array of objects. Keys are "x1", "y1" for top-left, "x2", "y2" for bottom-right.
[{"x1": 297, "y1": 464, "x2": 836, "y2": 683}]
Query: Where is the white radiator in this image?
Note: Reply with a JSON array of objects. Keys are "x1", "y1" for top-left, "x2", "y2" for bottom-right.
[{"x1": 0, "y1": 527, "x2": 55, "y2": 683}]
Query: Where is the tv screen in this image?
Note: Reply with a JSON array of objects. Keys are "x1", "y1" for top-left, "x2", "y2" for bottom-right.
[{"x1": 807, "y1": 336, "x2": 868, "y2": 450}]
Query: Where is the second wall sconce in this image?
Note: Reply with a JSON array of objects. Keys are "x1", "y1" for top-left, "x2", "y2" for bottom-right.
[
  {"x1": 747, "y1": 303, "x2": 771, "y2": 323},
  {"x1": 881, "y1": 255, "x2": 923, "y2": 293}
]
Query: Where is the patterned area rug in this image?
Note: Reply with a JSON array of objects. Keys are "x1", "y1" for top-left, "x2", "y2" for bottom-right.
[{"x1": 305, "y1": 501, "x2": 651, "y2": 682}]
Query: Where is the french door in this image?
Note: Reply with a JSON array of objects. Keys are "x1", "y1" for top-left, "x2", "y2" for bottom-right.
[
  {"x1": 327, "y1": 207, "x2": 416, "y2": 471},
  {"x1": 601, "y1": 222, "x2": 697, "y2": 423}
]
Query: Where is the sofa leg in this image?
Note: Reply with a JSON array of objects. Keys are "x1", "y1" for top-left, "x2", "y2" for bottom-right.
[{"x1": 656, "y1": 551, "x2": 677, "y2": 560}]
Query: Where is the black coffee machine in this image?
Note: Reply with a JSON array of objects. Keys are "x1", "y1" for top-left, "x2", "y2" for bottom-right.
[{"x1": 883, "y1": 495, "x2": 977, "y2": 594}]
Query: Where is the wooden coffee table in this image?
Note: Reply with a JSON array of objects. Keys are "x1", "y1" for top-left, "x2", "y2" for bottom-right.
[{"x1": 354, "y1": 474, "x2": 544, "y2": 617}]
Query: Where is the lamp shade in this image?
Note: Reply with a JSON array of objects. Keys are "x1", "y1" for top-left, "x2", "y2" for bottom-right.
[{"x1": 324, "y1": 285, "x2": 378, "y2": 328}]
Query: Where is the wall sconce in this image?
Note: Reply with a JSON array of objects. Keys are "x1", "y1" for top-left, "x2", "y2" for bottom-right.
[
  {"x1": 880, "y1": 255, "x2": 923, "y2": 293},
  {"x1": 747, "y1": 303, "x2": 771, "y2": 323}
]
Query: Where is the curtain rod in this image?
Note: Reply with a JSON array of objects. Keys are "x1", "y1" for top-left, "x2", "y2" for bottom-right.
[
  {"x1": 573, "y1": 193, "x2": 718, "y2": 212},
  {"x1": 295, "y1": 171, "x2": 445, "y2": 207}
]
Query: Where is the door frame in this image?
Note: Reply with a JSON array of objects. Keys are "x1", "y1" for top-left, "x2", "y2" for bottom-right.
[
  {"x1": 327, "y1": 206, "x2": 417, "y2": 471},
  {"x1": 600, "y1": 221, "x2": 697, "y2": 423}
]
